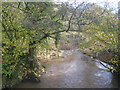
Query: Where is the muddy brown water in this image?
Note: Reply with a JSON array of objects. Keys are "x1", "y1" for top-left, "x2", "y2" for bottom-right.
[{"x1": 17, "y1": 50, "x2": 118, "y2": 88}]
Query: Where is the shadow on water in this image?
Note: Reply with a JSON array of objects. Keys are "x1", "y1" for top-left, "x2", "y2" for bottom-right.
[{"x1": 17, "y1": 50, "x2": 118, "y2": 88}]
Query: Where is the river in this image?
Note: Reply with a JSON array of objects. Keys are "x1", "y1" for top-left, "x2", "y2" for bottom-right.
[{"x1": 17, "y1": 50, "x2": 118, "y2": 88}]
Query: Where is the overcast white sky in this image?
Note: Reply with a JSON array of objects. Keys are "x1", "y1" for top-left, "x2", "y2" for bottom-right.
[
  {"x1": 55, "y1": 0, "x2": 119, "y2": 12},
  {"x1": 87, "y1": 0, "x2": 119, "y2": 8},
  {"x1": 55, "y1": 0, "x2": 119, "y2": 4}
]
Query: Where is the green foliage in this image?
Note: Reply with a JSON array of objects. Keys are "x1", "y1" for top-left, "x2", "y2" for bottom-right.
[
  {"x1": 58, "y1": 2, "x2": 119, "y2": 72},
  {"x1": 77, "y1": 5, "x2": 119, "y2": 72},
  {"x1": 2, "y1": 2, "x2": 63, "y2": 88},
  {"x1": 2, "y1": 2, "x2": 119, "y2": 88}
]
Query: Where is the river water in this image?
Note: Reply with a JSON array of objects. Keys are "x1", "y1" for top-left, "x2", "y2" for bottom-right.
[{"x1": 17, "y1": 50, "x2": 118, "y2": 88}]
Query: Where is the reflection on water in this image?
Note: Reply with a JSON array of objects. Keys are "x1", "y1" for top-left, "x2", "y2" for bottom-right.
[{"x1": 17, "y1": 50, "x2": 118, "y2": 88}]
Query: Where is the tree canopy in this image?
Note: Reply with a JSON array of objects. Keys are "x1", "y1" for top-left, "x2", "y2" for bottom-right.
[{"x1": 1, "y1": 1, "x2": 120, "y2": 88}]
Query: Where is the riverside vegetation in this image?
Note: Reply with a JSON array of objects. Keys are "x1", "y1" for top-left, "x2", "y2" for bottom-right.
[{"x1": 1, "y1": 1, "x2": 120, "y2": 88}]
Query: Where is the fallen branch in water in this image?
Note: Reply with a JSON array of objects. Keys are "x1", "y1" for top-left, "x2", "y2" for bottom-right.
[
  {"x1": 99, "y1": 61, "x2": 113, "y2": 71},
  {"x1": 94, "y1": 58, "x2": 113, "y2": 72}
]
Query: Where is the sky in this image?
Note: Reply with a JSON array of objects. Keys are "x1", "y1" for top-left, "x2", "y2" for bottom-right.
[
  {"x1": 87, "y1": 0, "x2": 119, "y2": 8},
  {"x1": 55, "y1": 0, "x2": 119, "y2": 11},
  {"x1": 55, "y1": 0, "x2": 119, "y2": 4}
]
